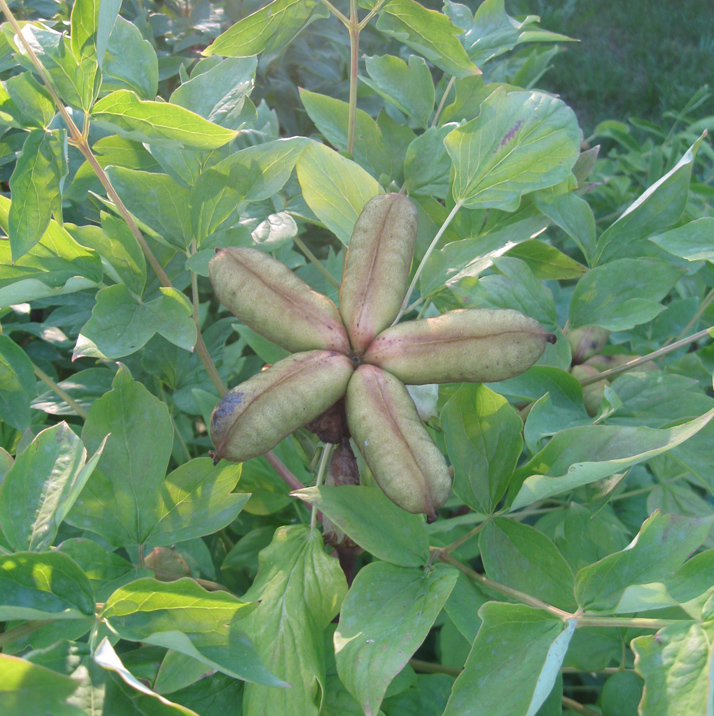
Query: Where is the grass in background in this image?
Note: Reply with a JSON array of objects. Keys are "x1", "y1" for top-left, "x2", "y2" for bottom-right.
[{"x1": 510, "y1": 0, "x2": 714, "y2": 132}]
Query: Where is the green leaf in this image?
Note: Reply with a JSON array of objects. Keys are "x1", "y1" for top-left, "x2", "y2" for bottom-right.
[
  {"x1": 9, "y1": 129, "x2": 67, "y2": 260},
  {"x1": 5, "y1": 72, "x2": 55, "y2": 128},
  {"x1": 575, "y1": 511, "x2": 714, "y2": 613},
  {"x1": 443, "y1": 571, "x2": 489, "y2": 642},
  {"x1": 75, "y1": 285, "x2": 197, "y2": 360},
  {"x1": 0, "y1": 551, "x2": 95, "y2": 621},
  {"x1": 105, "y1": 167, "x2": 192, "y2": 249},
  {"x1": 299, "y1": 89, "x2": 388, "y2": 177},
  {"x1": 376, "y1": 0, "x2": 478, "y2": 79},
  {"x1": 445, "y1": 87, "x2": 581, "y2": 211},
  {"x1": 460, "y1": 256, "x2": 558, "y2": 329},
  {"x1": 92, "y1": 638, "x2": 203, "y2": 715},
  {"x1": 102, "y1": 578, "x2": 280, "y2": 686},
  {"x1": 70, "y1": 0, "x2": 100, "y2": 59},
  {"x1": 31, "y1": 367, "x2": 115, "y2": 417},
  {"x1": 509, "y1": 407, "x2": 714, "y2": 510},
  {"x1": 480, "y1": 518, "x2": 576, "y2": 610},
  {"x1": 0, "y1": 195, "x2": 102, "y2": 305},
  {"x1": 442, "y1": 384, "x2": 523, "y2": 513},
  {"x1": 102, "y1": 16, "x2": 159, "y2": 100},
  {"x1": 96, "y1": 0, "x2": 122, "y2": 66},
  {"x1": 0, "y1": 423, "x2": 106, "y2": 552},
  {"x1": 420, "y1": 206, "x2": 549, "y2": 295},
  {"x1": 532, "y1": 183, "x2": 597, "y2": 266},
  {"x1": 0, "y1": 333, "x2": 35, "y2": 431},
  {"x1": 68, "y1": 365, "x2": 173, "y2": 547},
  {"x1": 362, "y1": 54, "x2": 434, "y2": 129},
  {"x1": 443, "y1": 603, "x2": 576, "y2": 716},
  {"x1": 146, "y1": 459, "x2": 248, "y2": 548},
  {"x1": 58, "y1": 537, "x2": 151, "y2": 601},
  {"x1": 296, "y1": 141, "x2": 382, "y2": 244},
  {"x1": 241, "y1": 525, "x2": 347, "y2": 716},
  {"x1": 504, "y1": 239, "x2": 588, "y2": 280},
  {"x1": 650, "y1": 217, "x2": 714, "y2": 263},
  {"x1": 69, "y1": 212, "x2": 147, "y2": 295},
  {"x1": 12, "y1": 26, "x2": 99, "y2": 110},
  {"x1": 0, "y1": 654, "x2": 85, "y2": 716},
  {"x1": 569, "y1": 258, "x2": 684, "y2": 331},
  {"x1": 596, "y1": 134, "x2": 704, "y2": 263},
  {"x1": 335, "y1": 562, "x2": 457, "y2": 716},
  {"x1": 294, "y1": 486, "x2": 430, "y2": 566},
  {"x1": 403, "y1": 123, "x2": 457, "y2": 199},
  {"x1": 91, "y1": 91, "x2": 237, "y2": 150},
  {"x1": 204, "y1": 0, "x2": 329, "y2": 58},
  {"x1": 632, "y1": 622, "x2": 714, "y2": 716},
  {"x1": 171, "y1": 57, "x2": 257, "y2": 130},
  {"x1": 459, "y1": 0, "x2": 574, "y2": 66}
]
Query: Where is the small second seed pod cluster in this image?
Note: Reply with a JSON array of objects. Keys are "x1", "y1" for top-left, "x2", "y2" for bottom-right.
[{"x1": 208, "y1": 194, "x2": 555, "y2": 520}]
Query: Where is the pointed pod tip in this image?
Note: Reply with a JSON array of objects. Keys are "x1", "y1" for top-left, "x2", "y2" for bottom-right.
[{"x1": 546, "y1": 332, "x2": 557, "y2": 345}]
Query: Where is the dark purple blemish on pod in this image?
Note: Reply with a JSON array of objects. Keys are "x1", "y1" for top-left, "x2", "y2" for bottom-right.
[
  {"x1": 211, "y1": 390, "x2": 244, "y2": 431},
  {"x1": 500, "y1": 120, "x2": 523, "y2": 148}
]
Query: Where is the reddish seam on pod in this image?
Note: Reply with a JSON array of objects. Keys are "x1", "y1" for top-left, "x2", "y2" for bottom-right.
[
  {"x1": 213, "y1": 351, "x2": 339, "y2": 460},
  {"x1": 361, "y1": 366, "x2": 435, "y2": 518}
]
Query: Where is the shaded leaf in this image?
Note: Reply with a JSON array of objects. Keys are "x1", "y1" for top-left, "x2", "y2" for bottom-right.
[
  {"x1": 294, "y1": 485, "x2": 430, "y2": 567},
  {"x1": 335, "y1": 562, "x2": 457, "y2": 716},
  {"x1": 0, "y1": 333, "x2": 35, "y2": 431}
]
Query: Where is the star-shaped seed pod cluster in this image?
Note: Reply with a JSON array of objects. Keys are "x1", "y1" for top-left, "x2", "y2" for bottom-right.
[{"x1": 208, "y1": 194, "x2": 555, "y2": 519}]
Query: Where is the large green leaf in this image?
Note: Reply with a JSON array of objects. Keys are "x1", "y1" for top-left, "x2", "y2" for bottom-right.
[
  {"x1": 420, "y1": 205, "x2": 549, "y2": 295},
  {"x1": 204, "y1": 0, "x2": 329, "y2": 59},
  {"x1": 0, "y1": 333, "x2": 35, "y2": 431},
  {"x1": 294, "y1": 486, "x2": 430, "y2": 567},
  {"x1": 241, "y1": 525, "x2": 347, "y2": 716},
  {"x1": 650, "y1": 217, "x2": 714, "y2": 263},
  {"x1": 102, "y1": 578, "x2": 280, "y2": 686},
  {"x1": 569, "y1": 258, "x2": 685, "y2": 331},
  {"x1": 403, "y1": 123, "x2": 457, "y2": 199},
  {"x1": 145, "y1": 459, "x2": 248, "y2": 549},
  {"x1": 480, "y1": 518, "x2": 576, "y2": 610},
  {"x1": 5, "y1": 72, "x2": 56, "y2": 128},
  {"x1": 509, "y1": 407, "x2": 714, "y2": 510},
  {"x1": 334, "y1": 562, "x2": 457, "y2": 716},
  {"x1": 170, "y1": 57, "x2": 257, "y2": 129},
  {"x1": 67, "y1": 365, "x2": 173, "y2": 547},
  {"x1": 105, "y1": 167, "x2": 192, "y2": 249},
  {"x1": 457, "y1": 0, "x2": 573, "y2": 66},
  {"x1": 575, "y1": 511, "x2": 714, "y2": 613},
  {"x1": 632, "y1": 622, "x2": 714, "y2": 716},
  {"x1": 0, "y1": 422, "x2": 106, "y2": 552},
  {"x1": 0, "y1": 195, "x2": 102, "y2": 305},
  {"x1": 375, "y1": 0, "x2": 478, "y2": 78},
  {"x1": 596, "y1": 134, "x2": 704, "y2": 263},
  {"x1": 102, "y1": 16, "x2": 159, "y2": 100},
  {"x1": 0, "y1": 551, "x2": 95, "y2": 621},
  {"x1": 443, "y1": 603, "x2": 576, "y2": 716},
  {"x1": 299, "y1": 89, "x2": 389, "y2": 177},
  {"x1": 362, "y1": 54, "x2": 435, "y2": 129},
  {"x1": 58, "y1": 537, "x2": 151, "y2": 601},
  {"x1": 460, "y1": 256, "x2": 558, "y2": 329},
  {"x1": 442, "y1": 384, "x2": 523, "y2": 514},
  {"x1": 75, "y1": 285, "x2": 197, "y2": 360},
  {"x1": 9, "y1": 128, "x2": 67, "y2": 260},
  {"x1": 445, "y1": 87, "x2": 581, "y2": 211},
  {"x1": 296, "y1": 141, "x2": 382, "y2": 245},
  {"x1": 91, "y1": 90, "x2": 237, "y2": 149},
  {"x1": 0, "y1": 654, "x2": 85, "y2": 716}
]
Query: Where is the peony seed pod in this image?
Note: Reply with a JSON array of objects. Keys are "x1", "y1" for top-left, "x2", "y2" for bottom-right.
[
  {"x1": 570, "y1": 364, "x2": 607, "y2": 417},
  {"x1": 210, "y1": 350, "x2": 354, "y2": 464},
  {"x1": 567, "y1": 325, "x2": 610, "y2": 364},
  {"x1": 209, "y1": 247, "x2": 351, "y2": 354},
  {"x1": 363, "y1": 308, "x2": 555, "y2": 385},
  {"x1": 345, "y1": 364, "x2": 451, "y2": 519},
  {"x1": 339, "y1": 194, "x2": 418, "y2": 354}
]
